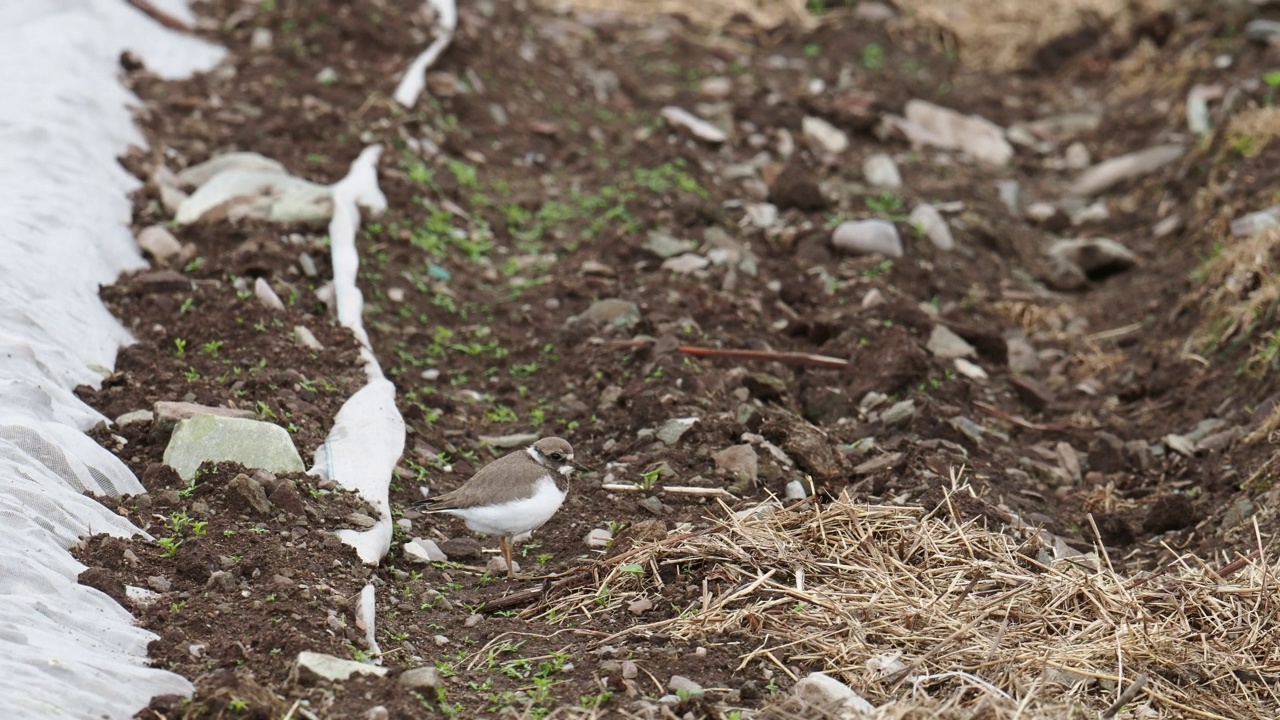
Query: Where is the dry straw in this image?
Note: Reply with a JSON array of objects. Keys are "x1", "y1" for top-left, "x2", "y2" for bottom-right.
[{"x1": 533, "y1": 477, "x2": 1279, "y2": 718}]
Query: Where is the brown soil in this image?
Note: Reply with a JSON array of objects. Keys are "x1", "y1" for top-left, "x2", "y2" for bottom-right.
[{"x1": 68, "y1": 0, "x2": 1280, "y2": 717}]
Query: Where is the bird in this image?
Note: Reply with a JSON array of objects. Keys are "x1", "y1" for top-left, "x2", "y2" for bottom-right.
[{"x1": 415, "y1": 437, "x2": 582, "y2": 580}]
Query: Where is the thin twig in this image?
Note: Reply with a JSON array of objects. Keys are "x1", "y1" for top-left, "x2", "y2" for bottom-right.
[
  {"x1": 1102, "y1": 674, "x2": 1149, "y2": 718},
  {"x1": 609, "y1": 339, "x2": 850, "y2": 369},
  {"x1": 126, "y1": 0, "x2": 192, "y2": 31}
]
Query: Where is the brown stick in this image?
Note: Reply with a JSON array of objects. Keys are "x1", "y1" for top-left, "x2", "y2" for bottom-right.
[
  {"x1": 1101, "y1": 673, "x2": 1149, "y2": 718},
  {"x1": 609, "y1": 340, "x2": 850, "y2": 370},
  {"x1": 126, "y1": 0, "x2": 192, "y2": 31},
  {"x1": 973, "y1": 400, "x2": 1070, "y2": 432}
]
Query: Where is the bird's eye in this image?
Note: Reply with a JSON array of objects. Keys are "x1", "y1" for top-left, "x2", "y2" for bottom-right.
[{"x1": 550, "y1": 452, "x2": 563, "y2": 461}]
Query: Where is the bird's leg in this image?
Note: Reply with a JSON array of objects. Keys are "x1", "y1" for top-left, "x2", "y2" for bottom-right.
[{"x1": 501, "y1": 536, "x2": 515, "y2": 580}]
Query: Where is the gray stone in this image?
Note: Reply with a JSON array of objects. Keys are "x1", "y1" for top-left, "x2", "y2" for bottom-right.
[
  {"x1": 136, "y1": 225, "x2": 182, "y2": 261},
  {"x1": 793, "y1": 672, "x2": 876, "y2": 714},
  {"x1": 1069, "y1": 144, "x2": 1183, "y2": 196},
  {"x1": 831, "y1": 220, "x2": 903, "y2": 258},
  {"x1": 784, "y1": 479, "x2": 808, "y2": 501},
  {"x1": 345, "y1": 512, "x2": 378, "y2": 528},
  {"x1": 1220, "y1": 498, "x2": 1256, "y2": 531},
  {"x1": 1047, "y1": 238, "x2": 1137, "y2": 280},
  {"x1": 404, "y1": 538, "x2": 448, "y2": 564},
  {"x1": 486, "y1": 555, "x2": 519, "y2": 576},
  {"x1": 1064, "y1": 141, "x2": 1091, "y2": 170},
  {"x1": 662, "y1": 253, "x2": 710, "y2": 274},
  {"x1": 294, "y1": 325, "x2": 324, "y2": 350},
  {"x1": 628, "y1": 597, "x2": 654, "y2": 616},
  {"x1": 399, "y1": 666, "x2": 442, "y2": 690},
  {"x1": 574, "y1": 299, "x2": 641, "y2": 330},
  {"x1": 908, "y1": 203, "x2": 953, "y2": 251},
  {"x1": 880, "y1": 399, "x2": 916, "y2": 426},
  {"x1": 643, "y1": 231, "x2": 696, "y2": 259},
  {"x1": 115, "y1": 410, "x2": 154, "y2": 427},
  {"x1": 227, "y1": 474, "x2": 273, "y2": 515},
  {"x1": 712, "y1": 444, "x2": 758, "y2": 485},
  {"x1": 668, "y1": 675, "x2": 703, "y2": 695},
  {"x1": 294, "y1": 651, "x2": 388, "y2": 683},
  {"x1": 585, "y1": 528, "x2": 613, "y2": 548},
  {"x1": 254, "y1": 277, "x2": 285, "y2": 311},
  {"x1": 154, "y1": 401, "x2": 255, "y2": 431},
  {"x1": 862, "y1": 153, "x2": 901, "y2": 188},
  {"x1": 163, "y1": 414, "x2": 304, "y2": 481},
  {"x1": 802, "y1": 116, "x2": 849, "y2": 154},
  {"x1": 1230, "y1": 206, "x2": 1280, "y2": 238},
  {"x1": 479, "y1": 433, "x2": 538, "y2": 449},
  {"x1": 1245, "y1": 19, "x2": 1280, "y2": 44},
  {"x1": 639, "y1": 496, "x2": 666, "y2": 516},
  {"x1": 896, "y1": 99, "x2": 1013, "y2": 166},
  {"x1": 146, "y1": 575, "x2": 171, "y2": 592},
  {"x1": 660, "y1": 106, "x2": 727, "y2": 144},
  {"x1": 997, "y1": 179, "x2": 1020, "y2": 215},
  {"x1": 656, "y1": 417, "x2": 698, "y2": 445},
  {"x1": 927, "y1": 325, "x2": 977, "y2": 359}
]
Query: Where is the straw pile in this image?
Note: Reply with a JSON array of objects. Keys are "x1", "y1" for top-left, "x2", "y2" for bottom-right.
[{"x1": 536, "y1": 483, "x2": 1279, "y2": 719}]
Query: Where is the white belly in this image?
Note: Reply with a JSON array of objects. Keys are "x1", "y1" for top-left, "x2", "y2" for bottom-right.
[{"x1": 445, "y1": 476, "x2": 566, "y2": 537}]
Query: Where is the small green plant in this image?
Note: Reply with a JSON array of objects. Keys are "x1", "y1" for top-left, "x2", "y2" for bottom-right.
[
  {"x1": 157, "y1": 536, "x2": 181, "y2": 558},
  {"x1": 173, "y1": 338, "x2": 187, "y2": 356},
  {"x1": 227, "y1": 698, "x2": 249, "y2": 712},
  {"x1": 638, "y1": 466, "x2": 662, "y2": 490},
  {"x1": 862, "y1": 43, "x2": 885, "y2": 70}
]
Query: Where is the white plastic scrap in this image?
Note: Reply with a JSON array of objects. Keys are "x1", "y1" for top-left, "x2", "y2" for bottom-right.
[{"x1": 394, "y1": 0, "x2": 458, "y2": 107}]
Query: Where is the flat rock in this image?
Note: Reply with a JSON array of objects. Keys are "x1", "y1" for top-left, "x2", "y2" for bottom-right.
[
  {"x1": 1047, "y1": 238, "x2": 1137, "y2": 281},
  {"x1": 927, "y1": 325, "x2": 977, "y2": 359},
  {"x1": 712, "y1": 444, "x2": 758, "y2": 485},
  {"x1": 909, "y1": 203, "x2": 953, "y2": 251},
  {"x1": 404, "y1": 538, "x2": 448, "y2": 563},
  {"x1": 831, "y1": 220, "x2": 902, "y2": 258},
  {"x1": 115, "y1": 410, "x2": 154, "y2": 427},
  {"x1": 793, "y1": 672, "x2": 876, "y2": 713},
  {"x1": 227, "y1": 473, "x2": 272, "y2": 515},
  {"x1": 136, "y1": 225, "x2": 182, "y2": 261},
  {"x1": 130, "y1": 270, "x2": 193, "y2": 294},
  {"x1": 585, "y1": 528, "x2": 613, "y2": 548},
  {"x1": 294, "y1": 651, "x2": 388, "y2": 684},
  {"x1": 486, "y1": 556, "x2": 519, "y2": 576},
  {"x1": 660, "y1": 106, "x2": 727, "y2": 143},
  {"x1": 163, "y1": 414, "x2": 304, "y2": 481},
  {"x1": 479, "y1": 433, "x2": 538, "y2": 449},
  {"x1": 668, "y1": 675, "x2": 703, "y2": 695},
  {"x1": 862, "y1": 153, "x2": 901, "y2": 188},
  {"x1": 895, "y1": 99, "x2": 1013, "y2": 166},
  {"x1": 573, "y1": 298, "x2": 641, "y2": 330},
  {"x1": 643, "y1": 231, "x2": 696, "y2": 259},
  {"x1": 801, "y1": 116, "x2": 849, "y2": 154},
  {"x1": 154, "y1": 401, "x2": 256, "y2": 430},
  {"x1": 398, "y1": 666, "x2": 442, "y2": 690},
  {"x1": 656, "y1": 417, "x2": 698, "y2": 445},
  {"x1": 1069, "y1": 144, "x2": 1183, "y2": 196}
]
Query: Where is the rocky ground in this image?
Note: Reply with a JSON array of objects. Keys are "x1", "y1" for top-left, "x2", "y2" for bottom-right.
[{"x1": 68, "y1": 0, "x2": 1280, "y2": 717}]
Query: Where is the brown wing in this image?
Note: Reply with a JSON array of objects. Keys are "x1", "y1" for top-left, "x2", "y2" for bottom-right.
[{"x1": 423, "y1": 451, "x2": 544, "y2": 510}]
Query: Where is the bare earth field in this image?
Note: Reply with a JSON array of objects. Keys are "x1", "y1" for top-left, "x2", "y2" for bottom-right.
[{"x1": 70, "y1": 1, "x2": 1280, "y2": 717}]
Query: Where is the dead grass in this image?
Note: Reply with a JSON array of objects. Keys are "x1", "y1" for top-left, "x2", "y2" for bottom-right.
[
  {"x1": 898, "y1": 0, "x2": 1177, "y2": 72},
  {"x1": 535, "y1": 0, "x2": 815, "y2": 30},
  {"x1": 537, "y1": 477, "x2": 1280, "y2": 719},
  {"x1": 1187, "y1": 226, "x2": 1280, "y2": 363}
]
